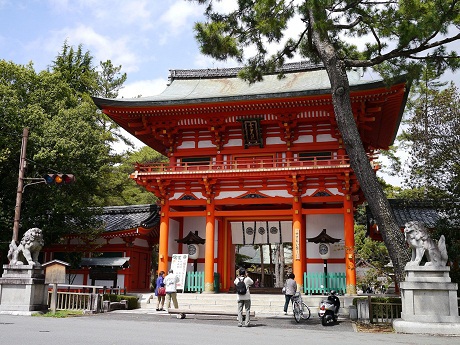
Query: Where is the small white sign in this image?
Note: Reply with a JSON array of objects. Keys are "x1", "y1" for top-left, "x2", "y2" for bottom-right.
[{"x1": 171, "y1": 253, "x2": 189, "y2": 291}]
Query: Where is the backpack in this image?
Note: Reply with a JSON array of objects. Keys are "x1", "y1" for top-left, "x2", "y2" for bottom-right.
[{"x1": 235, "y1": 277, "x2": 247, "y2": 295}]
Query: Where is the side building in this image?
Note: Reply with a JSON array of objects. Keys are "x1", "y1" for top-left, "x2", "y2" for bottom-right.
[
  {"x1": 92, "y1": 62, "x2": 410, "y2": 294},
  {"x1": 42, "y1": 204, "x2": 159, "y2": 292}
]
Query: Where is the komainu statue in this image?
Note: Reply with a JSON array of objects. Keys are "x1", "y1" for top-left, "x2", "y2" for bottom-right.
[
  {"x1": 7, "y1": 227, "x2": 44, "y2": 266},
  {"x1": 404, "y1": 221, "x2": 448, "y2": 267}
]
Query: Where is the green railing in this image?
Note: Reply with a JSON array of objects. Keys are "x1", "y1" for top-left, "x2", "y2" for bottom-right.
[
  {"x1": 185, "y1": 271, "x2": 345, "y2": 294},
  {"x1": 185, "y1": 271, "x2": 204, "y2": 292},
  {"x1": 184, "y1": 272, "x2": 220, "y2": 293},
  {"x1": 303, "y1": 272, "x2": 346, "y2": 295}
]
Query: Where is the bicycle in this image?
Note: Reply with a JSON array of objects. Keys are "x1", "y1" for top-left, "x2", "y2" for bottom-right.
[{"x1": 291, "y1": 292, "x2": 311, "y2": 323}]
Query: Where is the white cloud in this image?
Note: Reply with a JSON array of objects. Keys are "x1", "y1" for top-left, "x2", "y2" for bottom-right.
[
  {"x1": 48, "y1": 0, "x2": 155, "y2": 31},
  {"x1": 37, "y1": 24, "x2": 140, "y2": 73},
  {"x1": 193, "y1": 53, "x2": 239, "y2": 69},
  {"x1": 157, "y1": 1, "x2": 203, "y2": 45},
  {"x1": 117, "y1": 78, "x2": 168, "y2": 98}
]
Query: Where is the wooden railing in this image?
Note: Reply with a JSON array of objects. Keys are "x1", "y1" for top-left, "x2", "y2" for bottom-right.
[
  {"x1": 370, "y1": 298, "x2": 402, "y2": 323},
  {"x1": 357, "y1": 296, "x2": 460, "y2": 324},
  {"x1": 356, "y1": 296, "x2": 402, "y2": 324},
  {"x1": 134, "y1": 156, "x2": 351, "y2": 174},
  {"x1": 47, "y1": 290, "x2": 98, "y2": 311},
  {"x1": 303, "y1": 272, "x2": 346, "y2": 295},
  {"x1": 47, "y1": 284, "x2": 126, "y2": 313},
  {"x1": 49, "y1": 284, "x2": 126, "y2": 295}
]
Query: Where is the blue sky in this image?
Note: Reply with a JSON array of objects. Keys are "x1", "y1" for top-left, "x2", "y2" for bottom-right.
[
  {"x1": 1, "y1": 0, "x2": 458, "y2": 98},
  {"x1": 0, "y1": 0, "x2": 240, "y2": 98}
]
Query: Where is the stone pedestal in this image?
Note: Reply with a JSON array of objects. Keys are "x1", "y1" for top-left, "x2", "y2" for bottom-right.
[
  {"x1": 0, "y1": 265, "x2": 48, "y2": 315},
  {"x1": 393, "y1": 266, "x2": 460, "y2": 335}
]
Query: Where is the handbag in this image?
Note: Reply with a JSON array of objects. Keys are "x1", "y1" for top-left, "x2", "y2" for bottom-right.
[
  {"x1": 158, "y1": 286, "x2": 166, "y2": 296},
  {"x1": 282, "y1": 287, "x2": 286, "y2": 294}
]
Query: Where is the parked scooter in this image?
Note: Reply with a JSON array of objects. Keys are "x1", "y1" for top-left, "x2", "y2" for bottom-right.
[{"x1": 318, "y1": 290, "x2": 340, "y2": 326}]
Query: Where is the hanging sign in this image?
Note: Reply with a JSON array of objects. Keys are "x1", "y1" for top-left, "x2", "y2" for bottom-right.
[
  {"x1": 294, "y1": 228, "x2": 300, "y2": 260},
  {"x1": 171, "y1": 253, "x2": 189, "y2": 291}
]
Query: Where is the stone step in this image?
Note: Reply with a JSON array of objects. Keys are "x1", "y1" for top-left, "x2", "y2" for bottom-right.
[{"x1": 141, "y1": 293, "x2": 352, "y2": 315}]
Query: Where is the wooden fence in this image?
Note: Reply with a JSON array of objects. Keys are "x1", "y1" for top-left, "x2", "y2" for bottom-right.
[{"x1": 356, "y1": 295, "x2": 402, "y2": 324}]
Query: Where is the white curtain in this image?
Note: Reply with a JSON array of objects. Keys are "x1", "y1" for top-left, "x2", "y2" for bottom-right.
[{"x1": 231, "y1": 221, "x2": 292, "y2": 244}]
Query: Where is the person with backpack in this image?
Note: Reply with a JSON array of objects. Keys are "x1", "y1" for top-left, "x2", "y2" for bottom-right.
[{"x1": 234, "y1": 268, "x2": 253, "y2": 327}]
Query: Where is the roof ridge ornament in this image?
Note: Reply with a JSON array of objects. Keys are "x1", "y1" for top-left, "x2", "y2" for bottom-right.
[{"x1": 168, "y1": 61, "x2": 324, "y2": 82}]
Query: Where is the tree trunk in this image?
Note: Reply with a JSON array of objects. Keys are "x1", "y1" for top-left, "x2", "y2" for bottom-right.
[
  {"x1": 259, "y1": 244, "x2": 265, "y2": 287},
  {"x1": 308, "y1": 10, "x2": 410, "y2": 284},
  {"x1": 280, "y1": 243, "x2": 285, "y2": 286},
  {"x1": 274, "y1": 244, "x2": 280, "y2": 287}
]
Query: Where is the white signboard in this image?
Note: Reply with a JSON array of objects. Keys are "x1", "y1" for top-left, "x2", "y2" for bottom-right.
[{"x1": 171, "y1": 254, "x2": 189, "y2": 291}]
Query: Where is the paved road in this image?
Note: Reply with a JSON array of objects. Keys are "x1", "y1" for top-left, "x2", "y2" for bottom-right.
[{"x1": 0, "y1": 311, "x2": 457, "y2": 345}]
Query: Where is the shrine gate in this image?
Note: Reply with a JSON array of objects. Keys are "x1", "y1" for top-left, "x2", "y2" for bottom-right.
[{"x1": 93, "y1": 62, "x2": 409, "y2": 294}]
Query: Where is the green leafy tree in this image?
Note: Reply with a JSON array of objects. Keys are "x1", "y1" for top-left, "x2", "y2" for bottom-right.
[
  {"x1": 398, "y1": 70, "x2": 460, "y2": 285},
  {"x1": 94, "y1": 60, "x2": 133, "y2": 146},
  {"x1": 96, "y1": 60, "x2": 127, "y2": 99},
  {"x1": 402, "y1": 77, "x2": 459, "y2": 200},
  {"x1": 354, "y1": 224, "x2": 392, "y2": 291},
  {"x1": 95, "y1": 146, "x2": 168, "y2": 206},
  {"x1": 0, "y1": 41, "x2": 130, "y2": 259},
  {"x1": 50, "y1": 41, "x2": 98, "y2": 98},
  {"x1": 190, "y1": 0, "x2": 460, "y2": 284}
]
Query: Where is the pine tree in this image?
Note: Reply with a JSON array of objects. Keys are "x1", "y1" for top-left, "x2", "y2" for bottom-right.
[{"x1": 190, "y1": 0, "x2": 460, "y2": 283}]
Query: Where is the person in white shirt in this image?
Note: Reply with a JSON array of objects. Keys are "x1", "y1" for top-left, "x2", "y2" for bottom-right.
[
  {"x1": 164, "y1": 269, "x2": 180, "y2": 309},
  {"x1": 234, "y1": 268, "x2": 253, "y2": 327}
]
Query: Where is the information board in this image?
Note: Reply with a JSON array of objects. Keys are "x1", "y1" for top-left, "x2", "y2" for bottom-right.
[{"x1": 171, "y1": 253, "x2": 189, "y2": 291}]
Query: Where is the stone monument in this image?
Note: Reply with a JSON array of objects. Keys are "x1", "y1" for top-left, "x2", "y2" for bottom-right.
[
  {"x1": 0, "y1": 228, "x2": 48, "y2": 315},
  {"x1": 393, "y1": 221, "x2": 460, "y2": 335}
]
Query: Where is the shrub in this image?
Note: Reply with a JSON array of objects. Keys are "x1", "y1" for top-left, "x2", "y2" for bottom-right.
[{"x1": 103, "y1": 294, "x2": 139, "y2": 309}]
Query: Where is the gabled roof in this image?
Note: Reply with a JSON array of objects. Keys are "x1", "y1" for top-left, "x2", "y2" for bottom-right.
[
  {"x1": 176, "y1": 231, "x2": 206, "y2": 244},
  {"x1": 93, "y1": 62, "x2": 392, "y2": 108},
  {"x1": 306, "y1": 229, "x2": 341, "y2": 243}
]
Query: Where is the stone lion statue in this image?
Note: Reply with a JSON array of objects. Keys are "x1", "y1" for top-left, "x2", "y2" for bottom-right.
[
  {"x1": 404, "y1": 221, "x2": 447, "y2": 267},
  {"x1": 7, "y1": 227, "x2": 44, "y2": 266}
]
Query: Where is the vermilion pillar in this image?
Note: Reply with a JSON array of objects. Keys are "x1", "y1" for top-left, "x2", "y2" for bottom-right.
[
  {"x1": 292, "y1": 195, "x2": 304, "y2": 289},
  {"x1": 344, "y1": 194, "x2": 357, "y2": 294},
  {"x1": 204, "y1": 198, "x2": 215, "y2": 293},
  {"x1": 216, "y1": 217, "x2": 224, "y2": 290},
  {"x1": 158, "y1": 199, "x2": 170, "y2": 274}
]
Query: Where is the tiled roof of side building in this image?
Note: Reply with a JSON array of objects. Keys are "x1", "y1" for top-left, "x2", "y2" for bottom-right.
[
  {"x1": 366, "y1": 199, "x2": 440, "y2": 229},
  {"x1": 97, "y1": 204, "x2": 160, "y2": 233}
]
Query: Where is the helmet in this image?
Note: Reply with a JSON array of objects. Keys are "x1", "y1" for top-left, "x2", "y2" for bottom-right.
[{"x1": 330, "y1": 290, "x2": 336, "y2": 295}]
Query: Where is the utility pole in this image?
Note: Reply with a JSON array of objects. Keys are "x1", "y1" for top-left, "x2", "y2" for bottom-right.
[{"x1": 12, "y1": 127, "x2": 29, "y2": 243}]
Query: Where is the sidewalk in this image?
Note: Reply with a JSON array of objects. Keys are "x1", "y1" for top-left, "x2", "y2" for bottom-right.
[{"x1": 1, "y1": 312, "x2": 456, "y2": 345}]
